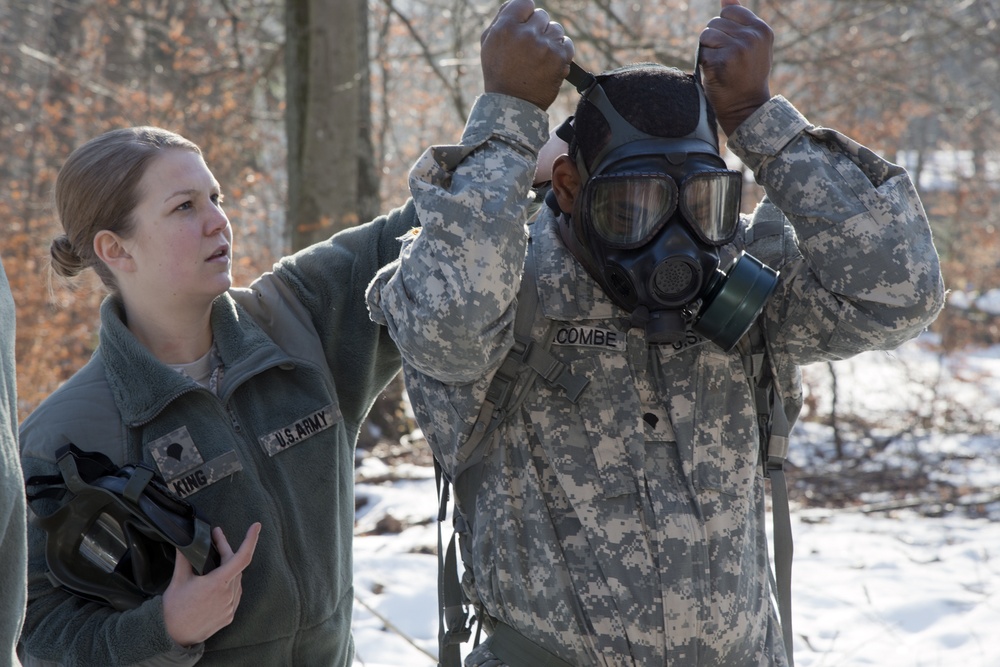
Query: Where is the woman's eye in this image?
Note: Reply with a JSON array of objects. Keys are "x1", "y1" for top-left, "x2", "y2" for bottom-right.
[
  {"x1": 176, "y1": 201, "x2": 192, "y2": 211},
  {"x1": 212, "y1": 193, "x2": 225, "y2": 207}
]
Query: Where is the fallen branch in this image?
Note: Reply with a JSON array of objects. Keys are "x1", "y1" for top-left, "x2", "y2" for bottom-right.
[{"x1": 353, "y1": 591, "x2": 438, "y2": 662}]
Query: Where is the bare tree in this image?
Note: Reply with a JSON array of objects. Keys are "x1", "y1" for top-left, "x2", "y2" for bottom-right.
[{"x1": 286, "y1": 0, "x2": 378, "y2": 250}]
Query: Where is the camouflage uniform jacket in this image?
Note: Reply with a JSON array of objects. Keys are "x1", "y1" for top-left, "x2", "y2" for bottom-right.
[{"x1": 367, "y1": 94, "x2": 945, "y2": 666}]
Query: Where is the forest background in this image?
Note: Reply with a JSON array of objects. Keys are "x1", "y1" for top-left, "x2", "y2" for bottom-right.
[{"x1": 1, "y1": 0, "x2": 999, "y2": 506}]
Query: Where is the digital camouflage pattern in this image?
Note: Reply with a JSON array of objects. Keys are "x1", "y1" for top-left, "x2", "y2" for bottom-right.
[{"x1": 368, "y1": 94, "x2": 945, "y2": 666}]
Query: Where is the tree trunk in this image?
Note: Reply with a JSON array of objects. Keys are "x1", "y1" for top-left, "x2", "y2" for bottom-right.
[
  {"x1": 285, "y1": 0, "x2": 403, "y2": 453},
  {"x1": 286, "y1": 0, "x2": 377, "y2": 251},
  {"x1": 828, "y1": 361, "x2": 844, "y2": 460}
]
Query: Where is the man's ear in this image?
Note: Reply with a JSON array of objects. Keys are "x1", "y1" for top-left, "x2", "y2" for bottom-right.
[
  {"x1": 551, "y1": 154, "x2": 581, "y2": 214},
  {"x1": 93, "y1": 230, "x2": 135, "y2": 273}
]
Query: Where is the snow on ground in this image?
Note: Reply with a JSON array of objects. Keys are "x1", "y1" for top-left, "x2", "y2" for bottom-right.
[
  {"x1": 351, "y1": 334, "x2": 1000, "y2": 666},
  {"x1": 352, "y1": 479, "x2": 1000, "y2": 667},
  {"x1": 792, "y1": 510, "x2": 998, "y2": 667}
]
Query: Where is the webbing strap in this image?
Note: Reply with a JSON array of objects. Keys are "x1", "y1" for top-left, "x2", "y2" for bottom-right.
[
  {"x1": 766, "y1": 385, "x2": 794, "y2": 666},
  {"x1": 454, "y1": 244, "x2": 587, "y2": 472},
  {"x1": 742, "y1": 322, "x2": 795, "y2": 665},
  {"x1": 437, "y1": 239, "x2": 588, "y2": 667},
  {"x1": 759, "y1": 356, "x2": 793, "y2": 665},
  {"x1": 741, "y1": 195, "x2": 795, "y2": 661},
  {"x1": 123, "y1": 466, "x2": 153, "y2": 504},
  {"x1": 519, "y1": 340, "x2": 589, "y2": 401},
  {"x1": 769, "y1": 465, "x2": 794, "y2": 667},
  {"x1": 436, "y1": 464, "x2": 471, "y2": 667}
]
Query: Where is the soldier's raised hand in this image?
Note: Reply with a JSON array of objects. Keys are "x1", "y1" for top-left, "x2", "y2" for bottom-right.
[
  {"x1": 698, "y1": 0, "x2": 773, "y2": 136},
  {"x1": 481, "y1": 0, "x2": 574, "y2": 111}
]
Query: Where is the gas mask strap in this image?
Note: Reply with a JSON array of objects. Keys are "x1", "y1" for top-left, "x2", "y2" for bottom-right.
[
  {"x1": 693, "y1": 43, "x2": 705, "y2": 88},
  {"x1": 563, "y1": 60, "x2": 719, "y2": 181},
  {"x1": 56, "y1": 447, "x2": 93, "y2": 495},
  {"x1": 571, "y1": 70, "x2": 666, "y2": 179},
  {"x1": 566, "y1": 61, "x2": 596, "y2": 94}
]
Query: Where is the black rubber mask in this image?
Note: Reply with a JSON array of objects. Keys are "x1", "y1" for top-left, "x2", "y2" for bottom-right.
[
  {"x1": 25, "y1": 444, "x2": 220, "y2": 611},
  {"x1": 563, "y1": 62, "x2": 778, "y2": 350}
]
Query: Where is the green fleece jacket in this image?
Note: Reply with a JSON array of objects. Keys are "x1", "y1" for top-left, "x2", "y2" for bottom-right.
[
  {"x1": 1, "y1": 258, "x2": 26, "y2": 667},
  {"x1": 18, "y1": 201, "x2": 417, "y2": 666}
]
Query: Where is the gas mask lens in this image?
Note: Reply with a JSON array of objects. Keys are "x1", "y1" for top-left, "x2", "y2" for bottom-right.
[
  {"x1": 587, "y1": 174, "x2": 676, "y2": 247},
  {"x1": 80, "y1": 512, "x2": 128, "y2": 573},
  {"x1": 586, "y1": 169, "x2": 742, "y2": 247},
  {"x1": 680, "y1": 170, "x2": 742, "y2": 244}
]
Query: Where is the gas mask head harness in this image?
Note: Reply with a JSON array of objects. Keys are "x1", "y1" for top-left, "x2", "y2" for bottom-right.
[
  {"x1": 25, "y1": 444, "x2": 220, "y2": 611},
  {"x1": 561, "y1": 60, "x2": 777, "y2": 351}
]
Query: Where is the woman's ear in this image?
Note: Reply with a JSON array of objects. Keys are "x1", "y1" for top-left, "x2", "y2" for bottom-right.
[
  {"x1": 551, "y1": 155, "x2": 581, "y2": 214},
  {"x1": 93, "y1": 230, "x2": 135, "y2": 273}
]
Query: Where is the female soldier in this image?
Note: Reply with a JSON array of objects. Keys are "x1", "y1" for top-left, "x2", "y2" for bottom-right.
[{"x1": 18, "y1": 124, "x2": 414, "y2": 666}]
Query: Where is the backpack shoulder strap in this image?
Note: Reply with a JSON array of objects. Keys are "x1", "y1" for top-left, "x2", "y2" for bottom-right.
[
  {"x1": 742, "y1": 203, "x2": 797, "y2": 665},
  {"x1": 436, "y1": 462, "x2": 472, "y2": 667},
  {"x1": 453, "y1": 242, "x2": 587, "y2": 476},
  {"x1": 739, "y1": 321, "x2": 795, "y2": 666},
  {"x1": 437, "y1": 237, "x2": 588, "y2": 666}
]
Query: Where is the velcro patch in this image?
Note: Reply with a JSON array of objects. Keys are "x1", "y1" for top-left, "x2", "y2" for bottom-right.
[
  {"x1": 149, "y1": 426, "x2": 203, "y2": 480},
  {"x1": 259, "y1": 405, "x2": 338, "y2": 457},
  {"x1": 149, "y1": 426, "x2": 243, "y2": 498},
  {"x1": 167, "y1": 451, "x2": 243, "y2": 498},
  {"x1": 552, "y1": 326, "x2": 626, "y2": 352}
]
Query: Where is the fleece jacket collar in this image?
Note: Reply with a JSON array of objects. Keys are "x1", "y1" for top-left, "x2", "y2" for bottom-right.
[{"x1": 99, "y1": 293, "x2": 292, "y2": 427}]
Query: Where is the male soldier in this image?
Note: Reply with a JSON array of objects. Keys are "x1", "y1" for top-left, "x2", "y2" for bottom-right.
[
  {"x1": 368, "y1": 1, "x2": 944, "y2": 665},
  {"x1": 1, "y1": 256, "x2": 26, "y2": 667}
]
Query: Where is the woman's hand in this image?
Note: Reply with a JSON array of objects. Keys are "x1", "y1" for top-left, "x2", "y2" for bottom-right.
[{"x1": 162, "y1": 522, "x2": 262, "y2": 647}]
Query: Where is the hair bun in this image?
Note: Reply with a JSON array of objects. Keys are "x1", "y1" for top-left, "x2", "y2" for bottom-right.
[{"x1": 49, "y1": 234, "x2": 86, "y2": 279}]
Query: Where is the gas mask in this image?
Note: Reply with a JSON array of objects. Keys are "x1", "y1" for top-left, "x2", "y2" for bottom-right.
[
  {"x1": 25, "y1": 444, "x2": 220, "y2": 611},
  {"x1": 562, "y1": 62, "x2": 778, "y2": 351}
]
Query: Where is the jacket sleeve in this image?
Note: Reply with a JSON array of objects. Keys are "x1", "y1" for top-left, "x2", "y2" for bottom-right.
[
  {"x1": 263, "y1": 199, "x2": 418, "y2": 429},
  {"x1": 0, "y1": 259, "x2": 25, "y2": 667},
  {"x1": 728, "y1": 96, "x2": 946, "y2": 364},
  {"x1": 366, "y1": 93, "x2": 549, "y2": 384}
]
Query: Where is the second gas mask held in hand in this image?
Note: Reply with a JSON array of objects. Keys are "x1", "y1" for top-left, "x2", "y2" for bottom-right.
[
  {"x1": 563, "y1": 63, "x2": 778, "y2": 351},
  {"x1": 25, "y1": 444, "x2": 220, "y2": 611}
]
